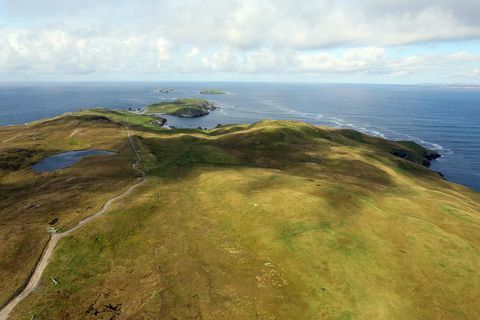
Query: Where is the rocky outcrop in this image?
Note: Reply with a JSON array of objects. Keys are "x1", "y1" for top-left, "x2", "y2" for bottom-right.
[
  {"x1": 435, "y1": 171, "x2": 446, "y2": 179},
  {"x1": 424, "y1": 151, "x2": 441, "y2": 160},
  {"x1": 391, "y1": 149, "x2": 441, "y2": 168},
  {"x1": 156, "y1": 88, "x2": 175, "y2": 93},
  {"x1": 152, "y1": 118, "x2": 167, "y2": 126},
  {"x1": 171, "y1": 107, "x2": 209, "y2": 118},
  {"x1": 171, "y1": 101, "x2": 217, "y2": 118}
]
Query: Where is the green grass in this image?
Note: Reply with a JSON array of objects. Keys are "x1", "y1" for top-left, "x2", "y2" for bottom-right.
[
  {"x1": 0, "y1": 113, "x2": 139, "y2": 308},
  {"x1": 442, "y1": 205, "x2": 474, "y2": 223},
  {"x1": 75, "y1": 108, "x2": 168, "y2": 131},
  {"x1": 3, "y1": 111, "x2": 480, "y2": 320}
]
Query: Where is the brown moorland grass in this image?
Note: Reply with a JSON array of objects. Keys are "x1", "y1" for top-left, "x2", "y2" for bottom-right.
[
  {"x1": 2, "y1": 111, "x2": 480, "y2": 319},
  {"x1": 0, "y1": 115, "x2": 139, "y2": 308}
]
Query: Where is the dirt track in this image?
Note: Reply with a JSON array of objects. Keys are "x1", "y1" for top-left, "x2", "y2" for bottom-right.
[{"x1": 0, "y1": 126, "x2": 146, "y2": 319}]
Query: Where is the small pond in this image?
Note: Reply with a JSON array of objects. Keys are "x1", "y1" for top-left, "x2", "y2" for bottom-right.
[{"x1": 32, "y1": 149, "x2": 115, "y2": 172}]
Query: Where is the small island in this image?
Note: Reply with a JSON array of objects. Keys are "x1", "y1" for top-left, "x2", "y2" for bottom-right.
[
  {"x1": 155, "y1": 88, "x2": 175, "y2": 94},
  {"x1": 200, "y1": 89, "x2": 226, "y2": 94},
  {"x1": 145, "y1": 98, "x2": 217, "y2": 118}
]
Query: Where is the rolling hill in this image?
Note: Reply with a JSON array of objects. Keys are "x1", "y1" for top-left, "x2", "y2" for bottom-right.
[{"x1": 1, "y1": 110, "x2": 479, "y2": 319}]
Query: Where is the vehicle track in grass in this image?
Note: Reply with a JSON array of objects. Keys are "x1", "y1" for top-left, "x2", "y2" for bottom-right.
[{"x1": 0, "y1": 125, "x2": 146, "y2": 319}]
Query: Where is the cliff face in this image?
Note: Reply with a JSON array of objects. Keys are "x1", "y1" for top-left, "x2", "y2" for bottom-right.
[
  {"x1": 171, "y1": 107, "x2": 208, "y2": 117},
  {"x1": 170, "y1": 101, "x2": 217, "y2": 117}
]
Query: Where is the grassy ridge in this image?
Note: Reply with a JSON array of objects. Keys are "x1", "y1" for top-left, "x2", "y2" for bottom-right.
[{"x1": 2, "y1": 110, "x2": 480, "y2": 319}]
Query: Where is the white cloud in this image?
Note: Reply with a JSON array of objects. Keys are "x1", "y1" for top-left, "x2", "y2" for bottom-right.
[
  {"x1": 156, "y1": 38, "x2": 171, "y2": 62},
  {"x1": 1, "y1": 27, "x2": 479, "y2": 81},
  {"x1": 4, "y1": 0, "x2": 480, "y2": 48},
  {"x1": 185, "y1": 47, "x2": 200, "y2": 60},
  {"x1": 1, "y1": 0, "x2": 480, "y2": 81}
]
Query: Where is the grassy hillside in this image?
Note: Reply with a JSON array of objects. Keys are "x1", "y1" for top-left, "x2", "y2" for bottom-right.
[
  {"x1": 0, "y1": 113, "x2": 141, "y2": 309},
  {"x1": 2, "y1": 111, "x2": 479, "y2": 319}
]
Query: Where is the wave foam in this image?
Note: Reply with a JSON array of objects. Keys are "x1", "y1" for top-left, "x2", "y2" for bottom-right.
[{"x1": 255, "y1": 100, "x2": 452, "y2": 156}]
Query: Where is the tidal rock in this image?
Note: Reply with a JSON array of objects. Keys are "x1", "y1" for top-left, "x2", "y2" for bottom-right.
[{"x1": 152, "y1": 118, "x2": 167, "y2": 126}]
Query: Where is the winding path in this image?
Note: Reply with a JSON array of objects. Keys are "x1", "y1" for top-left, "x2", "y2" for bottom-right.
[{"x1": 0, "y1": 126, "x2": 146, "y2": 319}]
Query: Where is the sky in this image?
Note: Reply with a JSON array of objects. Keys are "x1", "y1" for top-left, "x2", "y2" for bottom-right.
[{"x1": 1, "y1": 0, "x2": 480, "y2": 83}]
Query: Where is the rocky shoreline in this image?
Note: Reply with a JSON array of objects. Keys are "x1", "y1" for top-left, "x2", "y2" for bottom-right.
[
  {"x1": 423, "y1": 150, "x2": 442, "y2": 167},
  {"x1": 131, "y1": 98, "x2": 218, "y2": 128},
  {"x1": 391, "y1": 149, "x2": 441, "y2": 168},
  {"x1": 170, "y1": 100, "x2": 217, "y2": 118}
]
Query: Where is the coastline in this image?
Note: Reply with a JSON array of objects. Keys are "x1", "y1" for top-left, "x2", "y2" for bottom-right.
[
  {"x1": 3, "y1": 105, "x2": 479, "y2": 191},
  {"x1": 1, "y1": 108, "x2": 448, "y2": 185}
]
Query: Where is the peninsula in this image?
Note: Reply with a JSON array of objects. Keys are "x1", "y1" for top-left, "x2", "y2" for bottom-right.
[{"x1": 145, "y1": 98, "x2": 217, "y2": 118}]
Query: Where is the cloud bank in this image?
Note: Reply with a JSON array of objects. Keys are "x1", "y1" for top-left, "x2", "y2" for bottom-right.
[{"x1": 1, "y1": 0, "x2": 479, "y2": 82}]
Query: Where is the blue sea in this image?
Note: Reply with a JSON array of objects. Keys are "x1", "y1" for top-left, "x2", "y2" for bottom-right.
[{"x1": 0, "y1": 82, "x2": 479, "y2": 191}]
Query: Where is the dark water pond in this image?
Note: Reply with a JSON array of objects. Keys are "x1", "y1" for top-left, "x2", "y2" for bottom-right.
[{"x1": 32, "y1": 149, "x2": 115, "y2": 172}]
